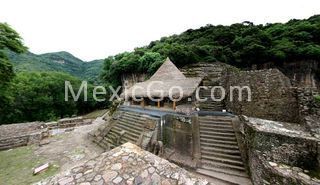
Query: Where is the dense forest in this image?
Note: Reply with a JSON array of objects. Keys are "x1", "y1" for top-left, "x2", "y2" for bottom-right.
[
  {"x1": 101, "y1": 15, "x2": 320, "y2": 86},
  {"x1": 0, "y1": 23, "x2": 104, "y2": 124},
  {"x1": 6, "y1": 50, "x2": 104, "y2": 84}
]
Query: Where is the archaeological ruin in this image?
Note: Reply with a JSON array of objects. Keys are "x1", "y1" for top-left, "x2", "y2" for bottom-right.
[
  {"x1": 86, "y1": 58, "x2": 320, "y2": 184},
  {"x1": 1, "y1": 58, "x2": 320, "y2": 185}
]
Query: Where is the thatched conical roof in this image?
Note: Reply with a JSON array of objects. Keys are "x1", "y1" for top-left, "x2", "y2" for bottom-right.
[
  {"x1": 123, "y1": 58, "x2": 202, "y2": 99},
  {"x1": 149, "y1": 58, "x2": 186, "y2": 81}
]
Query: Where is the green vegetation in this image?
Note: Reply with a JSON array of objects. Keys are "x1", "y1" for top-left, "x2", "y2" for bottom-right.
[
  {"x1": 0, "y1": 23, "x2": 106, "y2": 124},
  {"x1": 101, "y1": 15, "x2": 320, "y2": 86},
  {"x1": 0, "y1": 23, "x2": 28, "y2": 124},
  {"x1": 1, "y1": 71, "x2": 105, "y2": 124},
  {"x1": 314, "y1": 95, "x2": 320, "y2": 103},
  {"x1": 0, "y1": 145, "x2": 59, "y2": 185},
  {"x1": 82, "y1": 109, "x2": 108, "y2": 119},
  {"x1": 6, "y1": 50, "x2": 104, "y2": 84}
]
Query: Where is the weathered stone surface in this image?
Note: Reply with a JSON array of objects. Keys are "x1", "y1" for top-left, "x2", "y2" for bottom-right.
[
  {"x1": 226, "y1": 68, "x2": 299, "y2": 123},
  {"x1": 58, "y1": 177, "x2": 74, "y2": 185},
  {"x1": 102, "y1": 171, "x2": 117, "y2": 182},
  {"x1": 42, "y1": 143, "x2": 209, "y2": 185},
  {"x1": 234, "y1": 116, "x2": 320, "y2": 185}
]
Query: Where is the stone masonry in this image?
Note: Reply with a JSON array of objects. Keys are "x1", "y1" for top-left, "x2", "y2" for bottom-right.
[{"x1": 41, "y1": 142, "x2": 209, "y2": 185}]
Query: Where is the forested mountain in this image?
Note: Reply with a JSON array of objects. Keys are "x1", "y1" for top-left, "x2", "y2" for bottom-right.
[
  {"x1": 101, "y1": 15, "x2": 320, "y2": 86},
  {"x1": 0, "y1": 22, "x2": 106, "y2": 124},
  {"x1": 6, "y1": 50, "x2": 104, "y2": 83}
]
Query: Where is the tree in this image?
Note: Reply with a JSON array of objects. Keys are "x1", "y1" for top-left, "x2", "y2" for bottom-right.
[
  {"x1": 1, "y1": 71, "x2": 102, "y2": 124},
  {"x1": 101, "y1": 15, "x2": 320, "y2": 86},
  {"x1": 0, "y1": 23, "x2": 27, "y2": 84},
  {"x1": 0, "y1": 23, "x2": 27, "y2": 123}
]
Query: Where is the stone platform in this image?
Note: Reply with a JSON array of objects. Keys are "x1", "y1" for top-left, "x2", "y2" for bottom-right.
[{"x1": 42, "y1": 143, "x2": 209, "y2": 185}]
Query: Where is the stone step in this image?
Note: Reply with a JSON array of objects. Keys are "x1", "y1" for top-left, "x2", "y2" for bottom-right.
[
  {"x1": 199, "y1": 119, "x2": 232, "y2": 124},
  {"x1": 113, "y1": 122, "x2": 142, "y2": 136},
  {"x1": 124, "y1": 111, "x2": 146, "y2": 119},
  {"x1": 106, "y1": 130, "x2": 119, "y2": 140},
  {"x1": 201, "y1": 154, "x2": 244, "y2": 167},
  {"x1": 119, "y1": 135, "x2": 135, "y2": 144},
  {"x1": 118, "y1": 120, "x2": 143, "y2": 132},
  {"x1": 104, "y1": 132, "x2": 118, "y2": 143},
  {"x1": 199, "y1": 127, "x2": 234, "y2": 133},
  {"x1": 199, "y1": 106, "x2": 224, "y2": 109},
  {"x1": 200, "y1": 108, "x2": 224, "y2": 111},
  {"x1": 200, "y1": 138, "x2": 238, "y2": 145},
  {"x1": 200, "y1": 165, "x2": 249, "y2": 178},
  {"x1": 112, "y1": 127, "x2": 140, "y2": 141},
  {"x1": 201, "y1": 146, "x2": 241, "y2": 155},
  {"x1": 104, "y1": 138, "x2": 116, "y2": 147},
  {"x1": 199, "y1": 101, "x2": 224, "y2": 104},
  {"x1": 199, "y1": 104, "x2": 224, "y2": 107},
  {"x1": 107, "y1": 131, "x2": 136, "y2": 146},
  {"x1": 200, "y1": 95, "x2": 224, "y2": 99},
  {"x1": 196, "y1": 168, "x2": 252, "y2": 185},
  {"x1": 201, "y1": 159, "x2": 246, "y2": 172},
  {"x1": 200, "y1": 121, "x2": 230, "y2": 128},
  {"x1": 200, "y1": 142, "x2": 239, "y2": 150},
  {"x1": 101, "y1": 138, "x2": 116, "y2": 149},
  {"x1": 199, "y1": 117, "x2": 232, "y2": 122},
  {"x1": 120, "y1": 116, "x2": 145, "y2": 126},
  {"x1": 200, "y1": 123, "x2": 233, "y2": 129},
  {"x1": 201, "y1": 150, "x2": 242, "y2": 161},
  {"x1": 200, "y1": 130, "x2": 235, "y2": 137},
  {"x1": 123, "y1": 113, "x2": 147, "y2": 121},
  {"x1": 200, "y1": 134, "x2": 237, "y2": 142}
]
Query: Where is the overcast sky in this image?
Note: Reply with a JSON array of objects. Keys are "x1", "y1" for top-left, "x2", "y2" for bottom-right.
[{"x1": 0, "y1": 0, "x2": 319, "y2": 61}]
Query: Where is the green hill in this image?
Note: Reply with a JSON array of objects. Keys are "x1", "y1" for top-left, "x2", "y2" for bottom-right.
[
  {"x1": 6, "y1": 50, "x2": 103, "y2": 83},
  {"x1": 101, "y1": 15, "x2": 320, "y2": 86}
]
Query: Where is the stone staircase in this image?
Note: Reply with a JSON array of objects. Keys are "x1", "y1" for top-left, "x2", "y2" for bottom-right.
[
  {"x1": 196, "y1": 116, "x2": 252, "y2": 185},
  {"x1": 92, "y1": 111, "x2": 159, "y2": 151},
  {"x1": 199, "y1": 83, "x2": 225, "y2": 111}
]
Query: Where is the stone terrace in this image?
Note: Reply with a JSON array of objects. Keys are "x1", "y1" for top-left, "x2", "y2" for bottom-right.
[
  {"x1": 42, "y1": 143, "x2": 209, "y2": 185},
  {"x1": 0, "y1": 122, "x2": 45, "y2": 139}
]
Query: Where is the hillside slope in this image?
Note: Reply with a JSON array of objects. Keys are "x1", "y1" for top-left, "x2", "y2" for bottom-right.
[
  {"x1": 6, "y1": 50, "x2": 103, "y2": 83},
  {"x1": 101, "y1": 15, "x2": 320, "y2": 86}
]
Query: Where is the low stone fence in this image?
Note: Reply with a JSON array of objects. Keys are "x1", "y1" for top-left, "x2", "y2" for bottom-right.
[
  {"x1": 45, "y1": 117, "x2": 92, "y2": 130},
  {"x1": 0, "y1": 117, "x2": 93, "y2": 151},
  {"x1": 0, "y1": 122, "x2": 47, "y2": 151},
  {"x1": 233, "y1": 116, "x2": 320, "y2": 185}
]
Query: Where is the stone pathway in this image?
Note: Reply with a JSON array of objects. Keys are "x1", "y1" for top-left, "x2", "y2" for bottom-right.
[{"x1": 41, "y1": 143, "x2": 209, "y2": 185}]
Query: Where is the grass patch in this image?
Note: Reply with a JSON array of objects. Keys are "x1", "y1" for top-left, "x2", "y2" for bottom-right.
[
  {"x1": 82, "y1": 109, "x2": 108, "y2": 119},
  {"x1": 0, "y1": 146, "x2": 59, "y2": 185}
]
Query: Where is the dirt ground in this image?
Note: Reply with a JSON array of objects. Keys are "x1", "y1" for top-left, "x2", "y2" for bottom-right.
[
  {"x1": 36, "y1": 121, "x2": 105, "y2": 172},
  {"x1": 0, "y1": 119, "x2": 105, "y2": 185}
]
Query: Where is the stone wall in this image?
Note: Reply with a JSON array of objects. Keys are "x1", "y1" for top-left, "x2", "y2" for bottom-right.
[
  {"x1": 0, "y1": 122, "x2": 47, "y2": 150},
  {"x1": 0, "y1": 117, "x2": 93, "y2": 151},
  {"x1": 46, "y1": 117, "x2": 92, "y2": 130},
  {"x1": 161, "y1": 114, "x2": 200, "y2": 168},
  {"x1": 252, "y1": 60, "x2": 320, "y2": 88},
  {"x1": 297, "y1": 87, "x2": 320, "y2": 137},
  {"x1": 162, "y1": 114, "x2": 193, "y2": 156},
  {"x1": 226, "y1": 68, "x2": 300, "y2": 123},
  {"x1": 181, "y1": 62, "x2": 301, "y2": 123},
  {"x1": 233, "y1": 116, "x2": 320, "y2": 184},
  {"x1": 280, "y1": 60, "x2": 319, "y2": 88}
]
